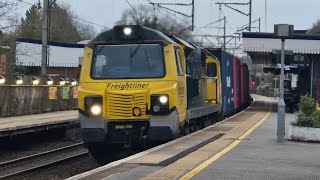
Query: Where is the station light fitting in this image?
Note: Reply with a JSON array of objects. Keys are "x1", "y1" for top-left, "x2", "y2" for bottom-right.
[
  {"x1": 71, "y1": 78, "x2": 78, "y2": 86},
  {"x1": 47, "y1": 77, "x2": 54, "y2": 85},
  {"x1": 59, "y1": 78, "x2": 66, "y2": 86},
  {"x1": 32, "y1": 77, "x2": 40, "y2": 85},
  {"x1": 0, "y1": 75, "x2": 5, "y2": 85},
  {"x1": 15, "y1": 76, "x2": 23, "y2": 85}
]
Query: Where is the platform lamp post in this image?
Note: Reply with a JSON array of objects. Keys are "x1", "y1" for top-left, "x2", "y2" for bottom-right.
[{"x1": 274, "y1": 24, "x2": 294, "y2": 142}]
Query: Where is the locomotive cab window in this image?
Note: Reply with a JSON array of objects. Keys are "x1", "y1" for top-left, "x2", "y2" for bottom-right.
[
  {"x1": 91, "y1": 44, "x2": 165, "y2": 79},
  {"x1": 175, "y1": 49, "x2": 183, "y2": 76},
  {"x1": 207, "y1": 62, "x2": 217, "y2": 77}
]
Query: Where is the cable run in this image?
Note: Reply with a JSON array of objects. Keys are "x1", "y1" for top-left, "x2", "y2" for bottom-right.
[
  {"x1": 124, "y1": 0, "x2": 140, "y2": 16},
  {"x1": 16, "y1": 0, "x2": 33, "y2": 6},
  {"x1": 145, "y1": 0, "x2": 217, "y2": 47},
  {"x1": 72, "y1": 16, "x2": 109, "y2": 28}
]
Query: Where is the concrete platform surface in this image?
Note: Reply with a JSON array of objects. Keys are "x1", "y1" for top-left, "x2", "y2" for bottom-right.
[
  {"x1": 0, "y1": 110, "x2": 78, "y2": 137},
  {"x1": 191, "y1": 98, "x2": 320, "y2": 180}
]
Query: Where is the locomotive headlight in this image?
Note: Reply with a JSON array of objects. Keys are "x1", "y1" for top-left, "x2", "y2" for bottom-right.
[
  {"x1": 85, "y1": 96, "x2": 103, "y2": 117},
  {"x1": 123, "y1": 27, "x2": 132, "y2": 35},
  {"x1": 151, "y1": 94, "x2": 169, "y2": 115},
  {"x1": 91, "y1": 105, "x2": 102, "y2": 115},
  {"x1": 159, "y1": 96, "x2": 168, "y2": 104}
]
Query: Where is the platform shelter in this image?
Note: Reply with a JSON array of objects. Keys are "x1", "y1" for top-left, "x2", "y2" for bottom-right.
[{"x1": 242, "y1": 31, "x2": 320, "y2": 102}]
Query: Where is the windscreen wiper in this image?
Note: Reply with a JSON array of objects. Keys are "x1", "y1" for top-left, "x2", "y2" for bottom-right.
[
  {"x1": 129, "y1": 30, "x2": 145, "y2": 58},
  {"x1": 143, "y1": 48, "x2": 151, "y2": 72},
  {"x1": 130, "y1": 44, "x2": 142, "y2": 58},
  {"x1": 129, "y1": 47, "x2": 133, "y2": 70}
]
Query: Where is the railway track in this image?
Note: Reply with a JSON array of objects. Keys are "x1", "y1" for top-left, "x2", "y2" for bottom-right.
[{"x1": 0, "y1": 142, "x2": 88, "y2": 179}]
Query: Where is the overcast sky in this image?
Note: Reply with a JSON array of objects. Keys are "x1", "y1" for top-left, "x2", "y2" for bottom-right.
[{"x1": 15, "y1": 0, "x2": 320, "y2": 46}]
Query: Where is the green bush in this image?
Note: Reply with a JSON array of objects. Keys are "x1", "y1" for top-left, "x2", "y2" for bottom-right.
[
  {"x1": 299, "y1": 96, "x2": 317, "y2": 116},
  {"x1": 293, "y1": 113, "x2": 314, "y2": 127},
  {"x1": 292, "y1": 96, "x2": 320, "y2": 128}
]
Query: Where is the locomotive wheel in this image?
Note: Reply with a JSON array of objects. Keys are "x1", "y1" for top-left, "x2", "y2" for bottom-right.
[{"x1": 179, "y1": 123, "x2": 190, "y2": 137}]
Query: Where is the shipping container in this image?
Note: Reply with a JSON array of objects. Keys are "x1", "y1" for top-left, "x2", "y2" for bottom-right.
[
  {"x1": 233, "y1": 57, "x2": 241, "y2": 112},
  {"x1": 207, "y1": 48, "x2": 235, "y2": 116}
]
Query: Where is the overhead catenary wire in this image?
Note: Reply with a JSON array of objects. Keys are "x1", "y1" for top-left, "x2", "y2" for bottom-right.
[
  {"x1": 145, "y1": 0, "x2": 217, "y2": 47},
  {"x1": 145, "y1": 0, "x2": 191, "y2": 26},
  {"x1": 124, "y1": 0, "x2": 141, "y2": 17},
  {"x1": 72, "y1": 16, "x2": 108, "y2": 28},
  {"x1": 16, "y1": 0, "x2": 34, "y2": 6},
  {"x1": 219, "y1": 9, "x2": 236, "y2": 32}
]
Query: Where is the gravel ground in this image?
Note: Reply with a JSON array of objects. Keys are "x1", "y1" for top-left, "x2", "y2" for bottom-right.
[
  {"x1": 0, "y1": 127, "x2": 82, "y2": 163},
  {"x1": 18, "y1": 155, "x2": 100, "y2": 180},
  {"x1": 0, "y1": 127, "x2": 145, "y2": 180},
  {"x1": 9, "y1": 144, "x2": 158, "y2": 179},
  {"x1": 15, "y1": 150, "x2": 134, "y2": 180}
]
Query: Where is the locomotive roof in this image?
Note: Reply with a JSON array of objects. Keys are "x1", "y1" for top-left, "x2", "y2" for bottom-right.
[{"x1": 87, "y1": 25, "x2": 177, "y2": 47}]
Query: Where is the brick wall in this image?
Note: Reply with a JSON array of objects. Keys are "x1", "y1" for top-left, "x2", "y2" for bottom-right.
[{"x1": 47, "y1": 66, "x2": 81, "y2": 78}]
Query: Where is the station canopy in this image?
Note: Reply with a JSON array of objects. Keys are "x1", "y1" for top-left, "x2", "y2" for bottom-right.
[
  {"x1": 242, "y1": 32, "x2": 320, "y2": 54},
  {"x1": 16, "y1": 38, "x2": 85, "y2": 67}
]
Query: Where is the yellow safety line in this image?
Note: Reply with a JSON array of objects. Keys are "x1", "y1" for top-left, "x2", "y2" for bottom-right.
[{"x1": 180, "y1": 97, "x2": 272, "y2": 180}]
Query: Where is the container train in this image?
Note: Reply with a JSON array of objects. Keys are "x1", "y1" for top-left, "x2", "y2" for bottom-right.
[{"x1": 78, "y1": 25, "x2": 251, "y2": 161}]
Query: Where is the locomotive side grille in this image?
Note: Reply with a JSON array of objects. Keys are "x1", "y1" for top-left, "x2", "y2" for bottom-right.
[{"x1": 107, "y1": 93, "x2": 148, "y2": 119}]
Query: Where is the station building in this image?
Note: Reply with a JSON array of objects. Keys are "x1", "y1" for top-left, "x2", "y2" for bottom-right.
[{"x1": 242, "y1": 30, "x2": 320, "y2": 102}]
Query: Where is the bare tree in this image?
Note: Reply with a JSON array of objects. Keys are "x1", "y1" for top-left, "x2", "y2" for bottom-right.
[
  {"x1": 116, "y1": 4, "x2": 159, "y2": 27},
  {"x1": 307, "y1": 20, "x2": 320, "y2": 34},
  {"x1": 0, "y1": 1, "x2": 20, "y2": 74},
  {"x1": 73, "y1": 20, "x2": 97, "y2": 40},
  {"x1": 0, "y1": 1, "x2": 20, "y2": 32},
  {"x1": 115, "y1": 4, "x2": 194, "y2": 41}
]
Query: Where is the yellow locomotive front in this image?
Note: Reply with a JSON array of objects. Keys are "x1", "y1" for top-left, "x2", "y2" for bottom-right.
[{"x1": 79, "y1": 25, "x2": 187, "y2": 152}]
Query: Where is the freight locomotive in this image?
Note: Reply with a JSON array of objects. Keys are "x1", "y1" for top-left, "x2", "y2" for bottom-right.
[{"x1": 78, "y1": 25, "x2": 251, "y2": 161}]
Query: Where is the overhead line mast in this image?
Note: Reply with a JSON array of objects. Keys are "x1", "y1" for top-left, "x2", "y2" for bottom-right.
[
  {"x1": 41, "y1": 0, "x2": 58, "y2": 75},
  {"x1": 41, "y1": 0, "x2": 48, "y2": 75},
  {"x1": 215, "y1": 0, "x2": 252, "y2": 32},
  {"x1": 148, "y1": 0, "x2": 195, "y2": 31}
]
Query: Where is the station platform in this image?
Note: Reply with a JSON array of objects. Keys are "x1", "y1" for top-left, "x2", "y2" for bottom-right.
[
  {"x1": 190, "y1": 97, "x2": 320, "y2": 180},
  {"x1": 0, "y1": 110, "x2": 78, "y2": 137},
  {"x1": 68, "y1": 94, "x2": 320, "y2": 180}
]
